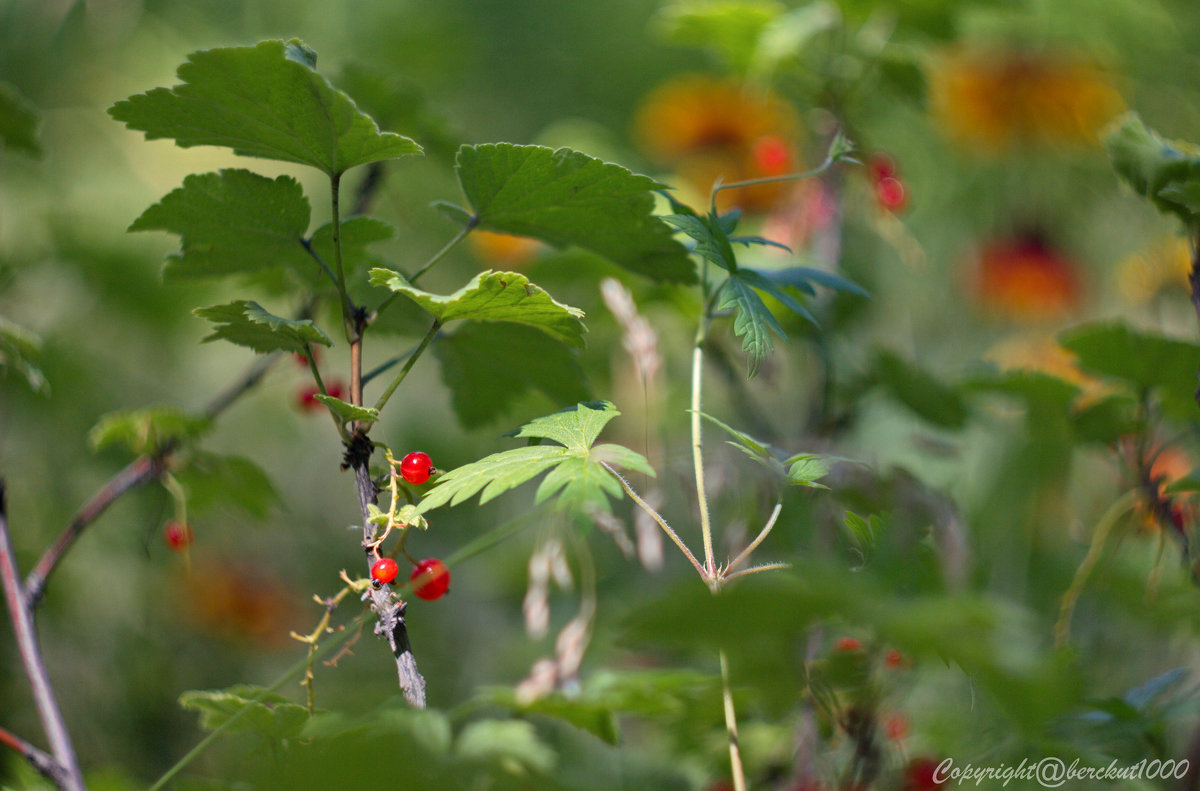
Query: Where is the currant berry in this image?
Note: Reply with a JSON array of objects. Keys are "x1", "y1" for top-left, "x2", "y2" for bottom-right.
[
  {"x1": 400, "y1": 451, "x2": 435, "y2": 485},
  {"x1": 875, "y1": 176, "x2": 907, "y2": 212},
  {"x1": 835, "y1": 636, "x2": 862, "y2": 652},
  {"x1": 164, "y1": 520, "x2": 193, "y2": 551},
  {"x1": 866, "y1": 151, "x2": 897, "y2": 182},
  {"x1": 752, "y1": 134, "x2": 793, "y2": 176},
  {"x1": 410, "y1": 558, "x2": 450, "y2": 601},
  {"x1": 371, "y1": 557, "x2": 400, "y2": 585},
  {"x1": 884, "y1": 648, "x2": 905, "y2": 668}
]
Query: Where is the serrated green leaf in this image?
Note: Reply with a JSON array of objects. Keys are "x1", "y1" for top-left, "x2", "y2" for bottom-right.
[
  {"x1": 109, "y1": 39, "x2": 422, "y2": 176},
  {"x1": 416, "y1": 402, "x2": 650, "y2": 515},
  {"x1": 663, "y1": 211, "x2": 738, "y2": 272},
  {"x1": 0, "y1": 315, "x2": 48, "y2": 394},
  {"x1": 0, "y1": 81, "x2": 41, "y2": 156},
  {"x1": 455, "y1": 143, "x2": 695, "y2": 282},
  {"x1": 195, "y1": 300, "x2": 332, "y2": 354},
  {"x1": 130, "y1": 169, "x2": 311, "y2": 280},
  {"x1": 455, "y1": 719, "x2": 556, "y2": 775},
  {"x1": 738, "y1": 268, "x2": 818, "y2": 325},
  {"x1": 1059, "y1": 321, "x2": 1200, "y2": 421},
  {"x1": 180, "y1": 685, "x2": 308, "y2": 740},
  {"x1": 657, "y1": 1, "x2": 782, "y2": 74},
  {"x1": 719, "y1": 273, "x2": 787, "y2": 377},
  {"x1": 90, "y1": 407, "x2": 212, "y2": 455},
  {"x1": 174, "y1": 453, "x2": 280, "y2": 519},
  {"x1": 370, "y1": 268, "x2": 586, "y2": 347},
  {"x1": 786, "y1": 454, "x2": 829, "y2": 488},
  {"x1": 435, "y1": 323, "x2": 589, "y2": 428},
  {"x1": 755, "y1": 265, "x2": 869, "y2": 297},
  {"x1": 314, "y1": 394, "x2": 379, "y2": 424},
  {"x1": 1104, "y1": 112, "x2": 1200, "y2": 228}
]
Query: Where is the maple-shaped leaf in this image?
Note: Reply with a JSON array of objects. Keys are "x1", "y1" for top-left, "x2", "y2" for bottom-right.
[{"x1": 415, "y1": 402, "x2": 653, "y2": 515}]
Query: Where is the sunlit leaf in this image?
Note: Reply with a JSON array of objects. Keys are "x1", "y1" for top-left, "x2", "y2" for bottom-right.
[
  {"x1": 0, "y1": 315, "x2": 48, "y2": 394},
  {"x1": 369, "y1": 268, "x2": 586, "y2": 347},
  {"x1": 455, "y1": 143, "x2": 694, "y2": 282},
  {"x1": 109, "y1": 39, "x2": 422, "y2": 176},
  {"x1": 314, "y1": 394, "x2": 379, "y2": 424},
  {"x1": 455, "y1": 720, "x2": 556, "y2": 775},
  {"x1": 175, "y1": 453, "x2": 281, "y2": 519},
  {"x1": 657, "y1": 0, "x2": 783, "y2": 74},
  {"x1": 90, "y1": 407, "x2": 212, "y2": 455}
]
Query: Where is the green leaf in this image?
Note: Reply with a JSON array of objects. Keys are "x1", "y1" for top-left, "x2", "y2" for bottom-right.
[
  {"x1": 369, "y1": 268, "x2": 586, "y2": 348},
  {"x1": 1104, "y1": 112, "x2": 1200, "y2": 228},
  {"x1": 435, "y1": 323, "x2": 589, "y2": 428},
  {"x1": 415, "y1": 402, "x2": 652, "y2": 515},
  {"x1": 719, "y1": 272, "x2": 787, "y2": 377},
  {"x1": 473, "y1": 687, "x2": 620, "y2": 746},
  {"x1": 455, "y1": 720, "x2": 556, "y2": 775},
  {"x1": 90, "y1": 407, "x2": 212, "y2": 455},
  {"x1": 194, "y1": 300, "x2": 332, "y2": 354},
  {"x1": 179, "y1": 685, "x2": 308, "y2": 741},
  {"x1": 657, "y1": 0, "x2": 783, "y2": 74},
  {"x1": 174, "y1": 453, "x2": 281, "y2": 519},
  {"x1": 455, "y1": 143, "x2": 695, "y2": 282},
  {"x1": 1059, "y1": 321, "x2": 1200, "y2": 421},
  {"x1": 872, "y1": 350, "x2": 969, "y2": 429},
  {"x1": 309, "y1": 216, "x2": 394, "y2": 281},
  {"x1": 129, "y1": 169, "x2": 311, "y2": 280},
  {"x1": 663, "y1": 211, "x2": 738, "y2": 272},
  {"x1": 109, "y1": 39, "x2": 422, "y2": 176},
  {"x1": 0, "y1": 81, "x2": 41, "y2": 156},
  {"x1": 0, "y1": 315, "x2": 48, "y2": 394},
  {"x1": 754, "y1": 265, "x2": 869, "y2": 298},
  {"x1": 314, "y1": 394, "x2": 379, "y2": 424},
  {"x1": 785, "y1": 453, "x2": 829, "y2": 488}
]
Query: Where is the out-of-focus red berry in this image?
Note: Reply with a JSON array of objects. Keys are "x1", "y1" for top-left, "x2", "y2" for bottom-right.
[
  {"x1": 884, "y1": 712, "x2": 909, "y2": 742},
  {"x1": 835, "y1": 636, "x2": 863, "y2": 652},
  {"x1": 904, "y1": 757, "x2": 946, "y2": 791},
  {"x1": 885, "y1": 648, "x2": 905, "y2": 668},
  {"x1": 875, "y1": 176, "x2": 907, "y2": 212},
  {"x1": 410, "y1": 558, "x2": 450, "y2": 601},
  {"x1": 867, "y1": 151, "x2": 897, "y2": 182},
  {"x1": 753, "y1": 134, "x2": 794, "y2": 176},
  {"x1": 164, "y1": 520, "x2": 193, "y2": 551}
]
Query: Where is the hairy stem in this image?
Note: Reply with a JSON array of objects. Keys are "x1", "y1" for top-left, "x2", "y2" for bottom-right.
[
  {"x1": 720, "y1": 648, "x2": 747, "y2": 791},
  {"x1": 0, "y1": 485, "x2": 86, "y2": 791},
  {"x1": 601, "y1": 462, "x2": 707, "y2": 579},
  {"x1": 692, "y1": 326, "x2": 716, "y2": 578}
]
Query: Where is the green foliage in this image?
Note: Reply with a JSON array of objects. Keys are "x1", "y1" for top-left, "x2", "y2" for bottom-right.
[
  {"x1": 0, "y1": 315, "x2": 47, "y2": 394},
  {"x1": 434, "y1": 323, "x2": 590, "y2": 428},
  {"x1": 0, "y1": 80, "x2": 41, "y2": 156},
  {"x1": 180, "y1": 685, "x2": 308, "y2": 741},
  {"x1": 1105, "y1": 112, "x2": 1200, "y2": 230},
  {"x1": 657, "y1": 0, "x2": 784, "y2": 74},
  {"x1": 173, "y1": 453, "x2": 280, "y2": 519},
  {"x1": 871, "y1": 349, "x2": 969, "y2": 429},
  {"x1": 109, "y1": 40, "x2": 422, "y2": 176},
  {"x1": 1060, "y1": 321, "x2": 1200, "y2": 421},
  {"x1": 451, "y1": 143, "x2": 696, "y2": 282},
  {"x1": 415, "y1": 402, "x2": 653, "y2": 514},
  {"x1": 194, "y1": 300, "x2": 332, "y2": 354},
  {"x1": 129, "y1": 170, "x2": 310, "y2": 280},
  {"x1": 369, "y1": 268, "x2": 587, "y2": 347},
  {"x1": 89, "y1": 407, "x2": 212, "y2": 455},
  {"x1": 314, "y1": 393, "x2": 379, "y2": 424},
  {"x1": 698, "y1": 410, "x2": 829, "y2": 487}
]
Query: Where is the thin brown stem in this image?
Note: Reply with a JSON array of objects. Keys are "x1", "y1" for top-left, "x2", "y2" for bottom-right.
[
  {"x1": 0, "y1": 485, "x2": 86, "y2": 791},
  {"x1": 0, "y1": 723, "x2": 65, "y2": 786}
]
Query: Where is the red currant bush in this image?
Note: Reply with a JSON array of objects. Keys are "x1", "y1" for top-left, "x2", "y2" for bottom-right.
[
  {"x1": 371, "y1": 557, "x2": 399, "y2": 585},
  {"x1": 400, "y1": 451, "x2": 435, "y2": 485},
  {"x1": 164, "y1": 520, "x2": 193, "y2": 551},
  {"x1": 410, "y1": 558, "x2": 450, "y2": 601}
]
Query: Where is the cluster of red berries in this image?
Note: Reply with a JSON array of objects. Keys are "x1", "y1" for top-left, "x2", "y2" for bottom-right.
[
  {"x1": 866, "y1": 152, "x2": 907, "y2": 213},
  {"x1": 370, "y1": 556, "x2": 450, "y2": 601},
  {"x1": 293, "y1": 348, "x2": 348, "y2": 413}
]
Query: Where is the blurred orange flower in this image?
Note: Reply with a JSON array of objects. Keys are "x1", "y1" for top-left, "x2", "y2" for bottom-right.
[
  {"x1": 970, "y1": 235, "x2": 1083, "y2": 321},
  {"x1": 1114, "y1": 236, "x2": 1191, "y2": 305},
  {"x1": 634, "y1": 74, "x2": 800, "y2": 212},
  {"x1": 984, "y1": 332, "x2": 1109, "y2": 405},
  {"x1": 469, "y1": 229, "x2": 544, "y2": 268},
  {"x1": 183, "y1": 560, "x2": 300, "y2": 649},
  {"x1": 929, "y1": 47, "x2": 1124, "y2": 151}
]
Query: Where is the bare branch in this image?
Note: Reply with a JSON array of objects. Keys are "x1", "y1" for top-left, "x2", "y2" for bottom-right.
[{"x1": 0, "y1": 484, "x2": 86, "y2": 791}]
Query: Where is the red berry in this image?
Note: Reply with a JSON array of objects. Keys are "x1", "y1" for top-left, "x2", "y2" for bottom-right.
[
  {"x1": 875, "y1": 176, "x2": 907, "y2": 212},
  {"x1": 293, "y1": 347, "x2": 320, "y2": 367},
  {"x1": 164, "y1": 520, "x2": 193, "y2": 551},
  {"x1": 325, "y1": 380, "x2": 346, "y2": 401},
  {"x1": 371, "y1": 557, "x2": 400, "y2": 585},
  {"x1": 835, "y1": 636, "x2": 862, "y2": 652},
  {"x1": 867, "y1": 151, "x2": 897, "y2": 182},
  {"x1": 296, "y1": 385, "x2": 322, "y2": 412},
  {"x1": 884, "y1": 712, "x2": 908, "y2": 742},
  {"x1": 885, "y1": 648, "x2": 905, "y2": 668},
  {"x1": 410, "y1": 558, "x2": 450, "y2": 601},
  {"x1": 400, "y1": 451, "x2": 434, "y2": 485}
]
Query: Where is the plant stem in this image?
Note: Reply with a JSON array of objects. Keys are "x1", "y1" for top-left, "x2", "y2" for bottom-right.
[
  {"x1": 373, "y1": 221, "x2": 476, "y2": 322},
  {"x1": 692, "y1": 323, "x2": 716, "y2": 579},
  {"x1": 720, "y1": 648, "x2": 747, "y2": 791},
  {"x1": 724, "y1": 502, "x2": 782, "y2": 574},
  {"x1": 601, "y1": 462, "x2": 707, "y2": 579},
  {"x1": 372, "y1": 319, "x2": 440, "y2": 415},
  {"x1": 711, "y1": 154, "x2": 837, "y2": 207},
  {"x1": 329, "y1": 173, "x2": 355, "y2": 342},
  {"x1": 0, "y1": 485, "x2": 86, "y2": 791},
  {"x1": 0, "y1": 725, "x2": 61, "y2": 784}
]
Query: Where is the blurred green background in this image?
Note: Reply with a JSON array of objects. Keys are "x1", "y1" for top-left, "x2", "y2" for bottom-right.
[{"x1": 6, "y1": 0, "x2": 1200, "y2": 788}]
